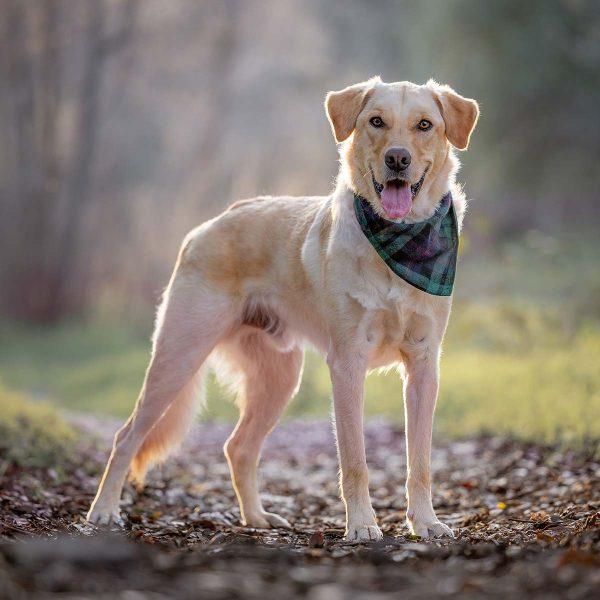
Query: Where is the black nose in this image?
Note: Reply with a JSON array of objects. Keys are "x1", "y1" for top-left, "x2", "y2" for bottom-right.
[{"x1": 384, "y1": 147, "x2": 411, "y2": 172}]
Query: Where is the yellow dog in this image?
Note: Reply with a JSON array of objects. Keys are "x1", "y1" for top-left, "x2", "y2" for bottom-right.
[{"x1": 88, "y1": 77, "x2": 478, "y2": 541}]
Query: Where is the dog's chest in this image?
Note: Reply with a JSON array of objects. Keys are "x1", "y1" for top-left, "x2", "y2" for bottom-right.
[
  {"x1": 347, "y1": 252, "x2": 450, "y2": 368},
  {"x1": 308, "y1": 194, "x2": 451, "y2": 366}
]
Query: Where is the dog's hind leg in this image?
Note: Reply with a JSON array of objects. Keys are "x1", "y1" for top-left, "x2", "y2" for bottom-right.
[
  {"x1": 87, "y1": 272, "x2": 235, "y2": 525},
  {"x1": 218, "y1": 331, "x2": 303, "y2": 528}
]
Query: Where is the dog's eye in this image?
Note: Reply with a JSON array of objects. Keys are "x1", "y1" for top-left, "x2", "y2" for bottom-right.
[
  {"x1": 417, "y1": 119, "x2": 432, "y2": 131},
  {"x1": 369, "y1": 116, "x2": 385, "y2": 128}
]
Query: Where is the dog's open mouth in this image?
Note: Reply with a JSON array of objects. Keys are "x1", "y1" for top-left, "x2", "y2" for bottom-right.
[{"x1": 371, "y1": 168, "x2": 428, "y2": 220}]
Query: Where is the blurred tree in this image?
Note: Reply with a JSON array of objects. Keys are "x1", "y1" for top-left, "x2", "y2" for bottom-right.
[
  {"x1": 0, "y1": 0, "x2": 138, "y2": 322},
  {"x1": 443, "y1": 0, "x2": 600, "y2": 234}
]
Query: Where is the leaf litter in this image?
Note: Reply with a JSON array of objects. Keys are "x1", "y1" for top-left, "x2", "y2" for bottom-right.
[{"x1": 0, "y1": 417, "x2": 598, "y2": 598}]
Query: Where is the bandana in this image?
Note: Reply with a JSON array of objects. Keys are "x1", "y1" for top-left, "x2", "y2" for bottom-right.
[{"x1": 353, "y1": 191, "x2": 459, "y2": 296}]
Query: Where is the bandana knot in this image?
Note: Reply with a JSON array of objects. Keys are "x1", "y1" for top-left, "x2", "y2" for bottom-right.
[{"x1": 353, "y1": 191, "x2": 459, "y2": 296}]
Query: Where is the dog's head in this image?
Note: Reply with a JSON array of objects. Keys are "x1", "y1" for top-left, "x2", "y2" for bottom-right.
[{"x1": 325, "y1": 77, "x2": 479, "y2": 221}]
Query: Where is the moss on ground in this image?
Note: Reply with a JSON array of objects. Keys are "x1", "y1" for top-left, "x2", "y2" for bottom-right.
[{"x1": 0, "y1": 379, "x2": 76, "y2": 469}]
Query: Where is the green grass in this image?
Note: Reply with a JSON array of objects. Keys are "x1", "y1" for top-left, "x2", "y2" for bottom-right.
[
  {"x1": 1, "y1": 236, "x2": 598, "y2": 446},
  {"x1": 0, "y1": 303, "x2": 598, "y2": 446},
  {"x1": 0, "y1": 321, "x2": 152, "y2": 416}
]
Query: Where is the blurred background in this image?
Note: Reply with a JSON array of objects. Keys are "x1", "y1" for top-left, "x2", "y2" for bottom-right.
[{"x1": 1, "y1": 0, "x2": 599, "y2": 456}]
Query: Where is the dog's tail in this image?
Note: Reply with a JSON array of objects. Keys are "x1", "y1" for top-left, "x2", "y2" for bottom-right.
[{"x1": 129, "y1": 368, "x2": 206, "y2": 488}]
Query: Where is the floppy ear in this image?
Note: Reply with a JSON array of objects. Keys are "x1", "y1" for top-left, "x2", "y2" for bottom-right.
[
  {"x1": 428, "y1": 81, "x2": 479, "y2": 150},
  {"x1": 325, "y1": 77, "x2": 381, "y2": 143}
]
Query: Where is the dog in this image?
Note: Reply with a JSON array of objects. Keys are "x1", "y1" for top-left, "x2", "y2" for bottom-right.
[{"x1": 87, "y1": 77, "x2": 479, "y2": 541}]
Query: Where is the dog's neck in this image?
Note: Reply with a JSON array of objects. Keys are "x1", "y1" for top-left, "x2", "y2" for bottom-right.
[{"x1": 335, "y1": 146, "x2": 461, "y2": 225}]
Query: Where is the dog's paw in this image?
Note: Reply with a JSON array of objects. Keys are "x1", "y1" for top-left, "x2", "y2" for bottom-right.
[
  {"x1": 346, "y1": 523, "x2": 383, "y2": 542},
  {"x1": 86, "y1": 507, "x2": 125, "y2": 528},
  {"x1": 407, "y1": 511, "x2": 454, "y2": 539},
  {"x1": 243, "y1": 511, "x2": 291, "y2": 529}
]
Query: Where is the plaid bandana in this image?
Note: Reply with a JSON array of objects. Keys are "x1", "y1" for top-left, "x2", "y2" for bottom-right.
[{"x1": 353, "y1": 192, "x2": 459, "y2": 296}]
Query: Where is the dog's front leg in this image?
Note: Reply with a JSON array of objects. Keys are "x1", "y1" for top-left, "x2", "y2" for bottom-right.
[
  {"x1": 327, "y1": 345, "x2": 382, "y2": 542},
  {"x1": 403, "y1": 351, "x2": 454, "y2": 538}
]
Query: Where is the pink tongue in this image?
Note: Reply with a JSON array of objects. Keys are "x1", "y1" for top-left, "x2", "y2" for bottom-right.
[{"x1": 381, "y1": 183, "x2": 412, "y2": 219}]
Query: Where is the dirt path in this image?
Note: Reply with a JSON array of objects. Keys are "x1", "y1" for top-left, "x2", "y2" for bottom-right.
[{"x1": 1, "y1": 418, "x2": 598, "y2": 598}]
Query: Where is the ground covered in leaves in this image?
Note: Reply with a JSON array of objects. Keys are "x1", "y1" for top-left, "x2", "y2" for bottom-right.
[{"x1": 1, "y1": 418, "x2": 599, "y2": 598}]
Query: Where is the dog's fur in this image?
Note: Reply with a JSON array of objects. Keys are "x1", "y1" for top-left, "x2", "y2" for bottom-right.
[{"x1": 87, "y1": 78, "x2": 479, "y2": 540}]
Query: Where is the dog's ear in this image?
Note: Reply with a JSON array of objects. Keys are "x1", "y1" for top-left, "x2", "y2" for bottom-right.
[
  {"x1": 325, "y1": 77, "x2": 381, "y2": 143},
  {"x1": 428, "y1": 80, "x2": 479, "y2": 150}
]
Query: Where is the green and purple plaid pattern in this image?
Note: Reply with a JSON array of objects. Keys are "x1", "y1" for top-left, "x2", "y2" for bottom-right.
[{"x1": 353, "y1": 192, "x2": 458, "y2": 296}]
